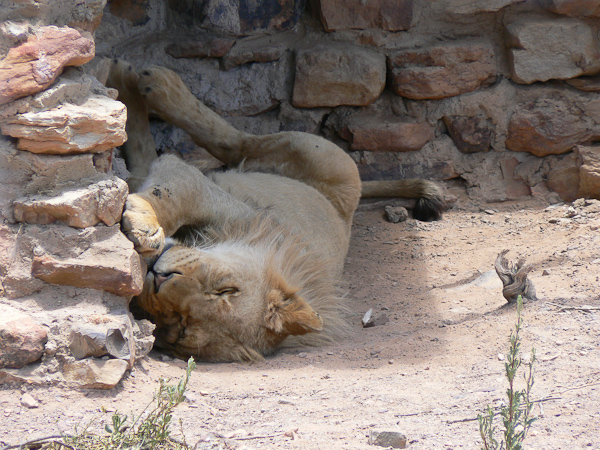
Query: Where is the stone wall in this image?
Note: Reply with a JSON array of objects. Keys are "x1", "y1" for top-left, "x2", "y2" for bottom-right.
[
  {"x1": 96, "y1": 0, "x2": 600, "y2": 203},
  {"x1": 0, "y1": 0, "x2": 153, "y2": 388},
  {"x1": 1, "y1": 0, "x2": 600, "y2": 387}
]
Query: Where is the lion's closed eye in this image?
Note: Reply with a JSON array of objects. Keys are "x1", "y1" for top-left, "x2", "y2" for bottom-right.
[{"x1": 214, "y1": 287, "x2": 239, "y2": 296}]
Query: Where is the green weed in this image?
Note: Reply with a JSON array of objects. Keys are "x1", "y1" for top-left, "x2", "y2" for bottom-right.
[{"x1": 478, "y1": 296, "x2": 537, "y2": 450}]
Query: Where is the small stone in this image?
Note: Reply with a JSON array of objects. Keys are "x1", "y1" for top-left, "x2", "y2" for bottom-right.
[
  {"x1": 498, "y1": 353, "x2": 505, "y2": 361},
  {"x1": 297, "y1": 352, "x2": 308, "y2": 358},
  {"x1": 369, "y1": 430, "x2": 408, "y2": 448},
  {"x1": 384, "y1": 206, "x2": 409, "y2": 223},
  {"x1": 362, "y1": 308, "x2": 375, "y2": 328},
  {"x1": 542, "y1": 269, "x2": 551, "y2": 276},
  {"x1": 564, "y1": 206, "x2": 577, "y2": 218},
  {"x1": 20, "y1": 393, "x2": 39, "y2": 409}
]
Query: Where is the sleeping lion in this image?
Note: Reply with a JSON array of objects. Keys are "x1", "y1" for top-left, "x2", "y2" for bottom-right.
[{"x1": 107, "y1": 60, "x2": 445, "y2": 362}]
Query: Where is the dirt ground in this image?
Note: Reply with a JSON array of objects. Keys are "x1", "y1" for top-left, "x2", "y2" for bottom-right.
[{"x1": 1, "y1": 193, "x2": 599, "y2": 449}]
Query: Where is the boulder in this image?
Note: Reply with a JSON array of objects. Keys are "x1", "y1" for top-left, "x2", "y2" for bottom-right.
[
  {"x1": 565, "y1": 77, "x2": 600, "y2": 92},
  {"x1": 293, "y1": 43, "x2": 386, "y2": 108},
  {"x1": 62, "y1": 358, "x2": 129, "y2": 389},
  {"x1": 443, "y1": 115, "x2": 493, "y2": 153},
  {"x1": 315, "y1": 0, "x2": 413, "y2": 32},
  {"x1": 436, "y1": 0, "x2": 525, "y2": 15},
  {"x1": 200, "y1": 0, "x2": 305, "y2": 36},
  {"x1": 505, "y1": 16, "x2": 600, "y2": 84},
  {"x1": 1, "y1": 94, "x2": 127, "y2": 154},
  {"x1": 577, "y1": 145, "x2": 600, "y2": 198},
  {"x1": 354, "y1": 135, "x2": 461, "y2": 183},
  {"x1": 388, "y1": 40, "x2": 496, "y2": 100},
  {"x1": 69, "y1": 311, "x2": 138, "y2": 367},
  {"x1": 109, "y1": 0, "x2": 150, "y2": 26},
  {"x1": 222, "y1": 39, "x2": 287, "y2": 71},
  {"x1": 13, "y1": 176, "x2": 128, "y2": 228},
  {"x1": 0, "y1": 305, "x2": 47, "y2": 369},
  {"x1": 30, "y1": 224, "x2": 144, "y2": 297},
  {"x1": 166, "y1": 34, "x2": 235, "y2": 59},
  {"x1": 540, "y1": 0, "x2": 600, "y2": 17},
  {"x1": 343, "y1": 119, "x2": 434, "y2": 152},
  {"x1": 0, "y1": 137, "x2": 102, "y2": 221},
  {"x1": 505, "y1": 98, "x2": 598, "y2": 157},
  {"x1": 546, "y1": 153, "x2": 581, "y2": 201},
  {"x1": 0, "y1": 26, "x2": 95, "y2": 105}
]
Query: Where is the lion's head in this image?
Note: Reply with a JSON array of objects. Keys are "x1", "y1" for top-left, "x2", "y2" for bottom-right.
[{"x1": 135, "y1": 226, "x2": 330, "y2": 362}]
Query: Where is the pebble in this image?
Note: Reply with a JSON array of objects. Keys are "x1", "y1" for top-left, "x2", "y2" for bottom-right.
[
  {"x1": 21, "y1": 393, "x2": 39, "y2": 409},
  {"x1": 369, "y1": 430, "x2": 408, "y2": 448}
]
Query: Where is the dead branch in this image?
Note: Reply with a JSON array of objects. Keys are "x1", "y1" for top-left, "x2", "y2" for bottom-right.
[{"x1": 495, "y1": 250, "x2": 537, "y2": 303}]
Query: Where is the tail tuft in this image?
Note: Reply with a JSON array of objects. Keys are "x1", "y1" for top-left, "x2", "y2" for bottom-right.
[{"x1": 414, "y1": 195, "x2": 446, "y2": 222}]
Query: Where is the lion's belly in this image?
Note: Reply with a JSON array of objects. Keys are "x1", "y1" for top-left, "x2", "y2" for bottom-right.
[{"x1": 210, "y1": 171, "x2": 350, "y2": 275}]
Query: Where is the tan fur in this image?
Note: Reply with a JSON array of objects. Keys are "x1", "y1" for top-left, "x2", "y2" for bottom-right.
[{"x1": 109, "y1": 61, "x2": 444, "y2": 362}]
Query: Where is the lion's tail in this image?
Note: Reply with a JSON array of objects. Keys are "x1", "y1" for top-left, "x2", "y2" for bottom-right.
[{"x1": 361, "y1": 179, "x2": 447, "y2": 222}]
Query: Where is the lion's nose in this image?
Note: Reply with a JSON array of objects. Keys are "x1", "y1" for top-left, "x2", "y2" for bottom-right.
[{"x1": 153, "y1": 271, "x2": 175, "y2": 291}]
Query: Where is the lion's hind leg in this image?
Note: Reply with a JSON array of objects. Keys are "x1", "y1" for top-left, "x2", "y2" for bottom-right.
[{"x1": 107, "y1": 59, "x2": 157, "y2": 192}]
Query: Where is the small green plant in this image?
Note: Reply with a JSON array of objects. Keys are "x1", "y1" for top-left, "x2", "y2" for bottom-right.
[
  {"x1": 478, "y1": 296, "x2": 537, "y2": 450},
  {"x1": 55, "y1": 357, "x2": 196, "y2": 450}
]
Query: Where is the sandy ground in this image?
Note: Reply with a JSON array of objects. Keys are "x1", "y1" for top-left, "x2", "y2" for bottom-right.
[{"x1": 1, "y1": 195, "x2": 599, "y2": 449}]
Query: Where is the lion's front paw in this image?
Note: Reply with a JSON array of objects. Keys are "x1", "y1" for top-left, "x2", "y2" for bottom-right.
[
  {"x1": 137, "y1": 66, "x2": 193, "y2": 121},
  {"x1": 122, "y1": 194, "x2": 165, "y2": 260}
]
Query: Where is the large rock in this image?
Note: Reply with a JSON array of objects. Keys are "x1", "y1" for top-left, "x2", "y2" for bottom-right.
[
  {"x1": 69, "y1": 311, "x2": 138, "y2": 367},
  {"x1": 0, "y1": 26, "x2": 95, "y2": 105},
  {"x1": 436, "y1": 0, "x2": 525, "y2": 15},
  {"x1": 388, "y1": 40, "x2": 496, "y2": 100},
  {"x1": 505, "y1": 98, "x2": 598, "y2": 157},
  {"x1": 540, "y1": 0, "x2": 600, "y2": 17},
  {"x1": 578, "y1": 145, "x2": 600, "y2": 198},
  {"x1": 354, "y1": 135, "x2": 461, "y2": 183},
  {"x1": 0, "y1": 0, "x2": 107, "y2": 31},
  {"x1": 62, "y1": 358, "x2": 129, "y2": 389},
  {"x1": 342, "y1": 118, "x2": 434, "y2": 152},
  {"x1": 221, "y1": 36, "x2": 288, "y2": 70},
  {"x1": 200, "y1": 0, "x2": 305, "y2": 36},
  {"x1": 443, "y1": 115, "x2": 493, "y2": 153},
  {"x1": 13, "y1": 176, "x2": 128, "y2": 228},
  {"x1": 1, "y1": 94, "x2": 127, "y2": 154},
  {"x1": 293, "y1": 43, "x2": 386, "y2": 108},
  {"x1": 0, "y1": 305, "x2": 47, "y2": 369},
  {"x1": 30, "y1": 225, "x2": 144, "y2": 297},
  {"x1": 109, "y1": 0, "x2": 150, "y2": 26},
  {"x1": 546, "y1": 153, "x2": 581, "y2": 201},
  {"x1": 166, "y1": 34, "x2": 235, "y2": 59},
  {"x1": 315, "y1": 0, "x2": 413, "y2": 32},
  {"x1": 505, "y1": 16, "x2": 600, "y2": 84},
  {"x1": 566, "y1": 76, "x2": 600, "y2": 92},
  {"x1": 0, "y1": 137, "x2": 103, "y2": 222}
]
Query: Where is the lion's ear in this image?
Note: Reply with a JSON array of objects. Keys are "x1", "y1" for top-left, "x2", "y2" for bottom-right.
[{"x1": 265, "y1": 288, "x2": 323, "y2": 336}]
